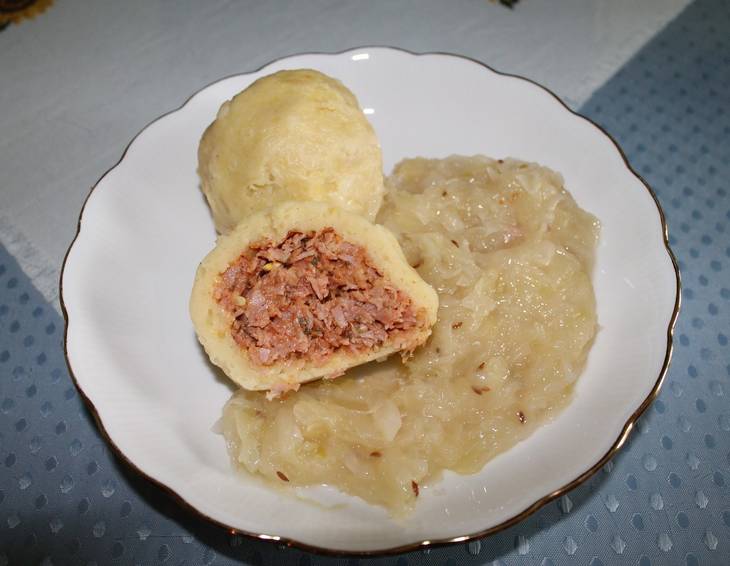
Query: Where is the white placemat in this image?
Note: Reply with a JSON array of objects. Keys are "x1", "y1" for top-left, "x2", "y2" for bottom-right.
[{"x1": 0, "y1": 0, "x2": 690, "y2": 308}]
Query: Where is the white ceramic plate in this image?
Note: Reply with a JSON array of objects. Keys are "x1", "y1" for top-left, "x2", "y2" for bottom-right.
[{"x1": 61, "y1": 47, "x2": 680, "y2": 554}]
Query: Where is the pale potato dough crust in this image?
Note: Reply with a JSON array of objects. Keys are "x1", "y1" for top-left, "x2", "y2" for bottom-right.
[{"x1": 198, "y1": 69, "x2": 385, "y2": 233}]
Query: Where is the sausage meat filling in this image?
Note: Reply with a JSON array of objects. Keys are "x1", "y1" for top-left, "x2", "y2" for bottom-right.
[{"x1": 214, "y1": 228, "x2": 422, "y2": 366}]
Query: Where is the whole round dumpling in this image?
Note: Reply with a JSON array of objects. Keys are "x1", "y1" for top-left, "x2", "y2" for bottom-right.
[
  {"x1": 190, "y1": 201, "x2": 438, "y2": 395},
  {"x1": 198, "y1": 69, "x2": 385, "y2": 233}
]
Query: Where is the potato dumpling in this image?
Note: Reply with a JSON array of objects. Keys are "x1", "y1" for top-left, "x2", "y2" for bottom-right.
[
  {"x1": 190, "y1": 201, "x2": 438, "y2": 394},
  {"x1": 198, "y1": 69, "x2": 384, "y2": 233}
]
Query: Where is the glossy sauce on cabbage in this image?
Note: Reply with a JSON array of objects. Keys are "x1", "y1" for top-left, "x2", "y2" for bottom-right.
[{"x1": 220, "y1": 156, "x2": 599, "y2": 515}]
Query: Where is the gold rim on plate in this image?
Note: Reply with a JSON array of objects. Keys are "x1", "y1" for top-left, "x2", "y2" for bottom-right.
[{"x1": 59, "y1": 47, "x2": 682, "y2": 557}]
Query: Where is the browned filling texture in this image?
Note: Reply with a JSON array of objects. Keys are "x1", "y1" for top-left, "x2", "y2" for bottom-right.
[{"x1": 214, "y1": 228, "x2": 421, "y2": 366}]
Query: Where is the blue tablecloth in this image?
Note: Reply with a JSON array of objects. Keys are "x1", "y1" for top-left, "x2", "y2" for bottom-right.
[{"x1": 1, "y1": 0, "x2": 728, "y2": 563}]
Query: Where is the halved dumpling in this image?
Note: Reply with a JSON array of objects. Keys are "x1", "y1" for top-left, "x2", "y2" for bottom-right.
[{"x1": 190, "y1": 201, "x2": 438, "y2": 394}]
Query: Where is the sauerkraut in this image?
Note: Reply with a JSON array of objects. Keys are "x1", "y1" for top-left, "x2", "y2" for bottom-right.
[{"x1": 220, "y1": 156, "x2": 599, "y2": 515}]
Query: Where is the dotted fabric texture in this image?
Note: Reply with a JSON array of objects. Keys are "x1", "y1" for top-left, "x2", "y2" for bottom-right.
[{"x1": 1, "y1": 0, "x2": 729, "y2": 564}]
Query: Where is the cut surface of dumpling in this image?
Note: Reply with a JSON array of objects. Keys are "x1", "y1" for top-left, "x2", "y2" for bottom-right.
[{"x1": 190, "y1": 201, "x2": 438, "y2": 393}]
